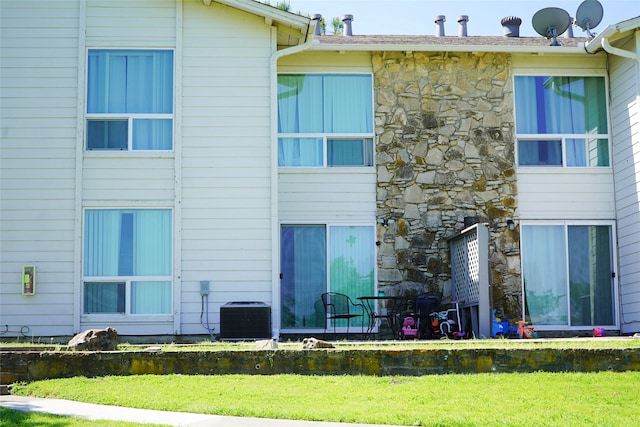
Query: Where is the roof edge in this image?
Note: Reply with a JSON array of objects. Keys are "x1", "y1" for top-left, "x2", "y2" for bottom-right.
[
  {"x1": 209, "y1": 0, "x2": 311, "y2": 32},
  {"x1": 309, "y1": 42, "x2": 587, "y2": 55},
  {"x1": 585, "y1": 16, "x2": 640, "y2": 53}
]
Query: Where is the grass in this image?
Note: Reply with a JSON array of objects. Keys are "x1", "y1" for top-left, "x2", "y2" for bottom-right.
[
  {"x1": 12, "y1": 371, "x2": 640, "y2": 426},
  {"x1": 0, "y1": 407, "x2": 166, "y2": 427}
]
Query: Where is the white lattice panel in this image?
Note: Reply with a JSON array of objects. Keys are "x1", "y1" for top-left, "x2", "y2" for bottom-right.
[
  {"x1": 466, "y1": 233, "x2": 480, "y2": 303},
  {"x1": 450, "y1": 229, "x2": 479, "y2": 304},
  {"x1": 449, "y1": 223, "x2": 491, "y2": 337}
]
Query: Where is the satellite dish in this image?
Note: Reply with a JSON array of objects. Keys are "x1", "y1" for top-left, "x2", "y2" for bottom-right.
[
  {"x1": 532, "y1": 7, "x2": 571, "y2": 46},
  {"x1": 575, "y1": 0, "x2": 603, "y2": 37}
]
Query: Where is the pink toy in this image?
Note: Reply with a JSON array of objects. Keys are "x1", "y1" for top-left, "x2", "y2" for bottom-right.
[{"x1": 402, "y1": 317, "x2": 418, "y2": 339}]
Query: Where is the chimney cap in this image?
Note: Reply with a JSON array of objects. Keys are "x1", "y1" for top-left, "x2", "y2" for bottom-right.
[
  {"x1": 342, "y1": 14, "x2": 353, "y2": 36},
  {"x1": 435, "y1": 15, "x2": 446, "y2": 22},
  {"x1": 501, "y1": 16, "x2": 522, "y2": 37},
  {"x1": 501, "y1": 16, "x2": 522, "y2": 26},
  {"x1": 311, "y1": 13, "x2": 322, "y2": 20},
  {"x1": 457, "y1": 15, "x2": 469, "y2": 23}
]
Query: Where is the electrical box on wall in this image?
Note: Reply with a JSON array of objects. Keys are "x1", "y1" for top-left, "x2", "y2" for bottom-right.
[
  {"x1": 22, "y1": 265, "x2": 35, "y2": 295},
  {"x1": 200, "y1": 281, "x2": 209, "y2": 296}
]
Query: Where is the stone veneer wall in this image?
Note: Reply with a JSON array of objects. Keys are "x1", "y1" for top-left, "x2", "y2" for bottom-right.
[{"x1": 373, "y1": 51, "x2": 521, "y2": 320}]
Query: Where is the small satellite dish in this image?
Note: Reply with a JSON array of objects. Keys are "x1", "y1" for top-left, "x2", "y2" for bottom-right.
[
  {"x1": 532, "y1": 7, "x2": 572, "y2": 46},
  {"x1": 575, "y1": 0, "x2": 603, "y2": 37}
]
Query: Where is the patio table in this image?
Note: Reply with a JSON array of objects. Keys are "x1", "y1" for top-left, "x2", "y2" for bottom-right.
[{"x1": 358, "y1": 295, "x2": 407, "y2": 339}]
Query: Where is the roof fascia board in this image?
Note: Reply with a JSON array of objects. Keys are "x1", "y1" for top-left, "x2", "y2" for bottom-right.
[
  {"x1": 585, "y1": 16, "x2": 640, "y2": 53},
  {"x1": 211, "y1": 0, "x2": 310, "y2": 30},
  {"x1": 309, "y1": 42, "x2": 587, "y2": 55}
]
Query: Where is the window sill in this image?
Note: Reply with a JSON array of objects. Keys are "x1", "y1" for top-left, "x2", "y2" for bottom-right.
[
  {"x1": 279, "y1": 167, "x2": 375, "y2": 173},
  {"x1": 81, "y1": 314, "x2": 173, "y2": 322},
  {"x1": 84, "y1": 151, "x2": 175, "y2": 159},
  {"x1": 516, "y1": 166, "x2": 612, "y2": 174}
]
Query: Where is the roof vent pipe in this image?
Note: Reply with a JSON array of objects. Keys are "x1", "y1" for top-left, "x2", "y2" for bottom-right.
[
  {"x1": 342, "y1": 14, "x2": 353, "y2": 36},
  {"x1": 501, "y1": 16, "x2": 522, "y2": 37},
  {"x1": 457, "y1": 15, "x2": 469, "y2": 37},
  {"x1": 435, "y1": 15, "x2": 446, "y2": 37},
  {"x1": 563, "y1": 18, "x2": 574, "y2": 38},
  {"x1": 311, "y1": 14, "x2": 322, "y2": 36}
]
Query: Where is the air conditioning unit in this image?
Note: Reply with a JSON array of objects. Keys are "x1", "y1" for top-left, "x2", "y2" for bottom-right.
[{"x1": 220, "y1": 301, "x2": 271, "y2": 340}]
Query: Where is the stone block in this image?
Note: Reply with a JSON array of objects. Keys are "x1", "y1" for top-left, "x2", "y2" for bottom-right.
[{"x1": 67, "y1": 327, "x2": 117, "y2": 351}]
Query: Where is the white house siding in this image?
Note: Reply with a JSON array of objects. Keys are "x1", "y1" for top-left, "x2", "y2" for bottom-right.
[
  {"x1": 179, "y1": 1, "x2": 275, "y2": 335},
  {"x1": 512, "y1": 54, "x2": 616, "y2": 221},
  {"x1": 85, "y1": 0, "x2": 176, "y2": 48},
  {"x1": 609, "y1": 34, "x2": 640, "y2": 334},
  {"x1": 516, "y1": 170, "x2": 616, "y2": 220},
  {"x1": 279, "y1": 170, "x2": 377, "y2": 223},
  {"x1": 82, "y1": 156, "x2": 176, "y2": 201},
  {"x1": 0, "y1": 0, "x2": 80, "y2": 337},
  {"x1": 277, "y1": 51, "x2": 376, "y2": 224}
]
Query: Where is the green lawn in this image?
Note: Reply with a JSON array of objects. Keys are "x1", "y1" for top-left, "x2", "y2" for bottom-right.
[
  {"x1": 0, "y1": 407, "x2": 166, "y2": 427},
  {"x1": 12, "y1": 371, "x2": 640, "y2": 426}
]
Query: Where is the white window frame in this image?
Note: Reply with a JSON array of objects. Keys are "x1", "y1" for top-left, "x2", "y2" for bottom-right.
[
  {"x1": 279, "y1": 221, "x2": 377, "y2": 334},
  {"x1": 519, "y1": 219, "x2": 619, "y2": 331},
  {"x1": 277, "y1": 72, "x2": 375, "y2": 169},
  {"x1": 513, "y1": 73, "x2": 611, "y2": 169},
  {"x1": 277, "y1": 134, "x2": 375, "y2": 168},
  {"x1": 81, "y1": 207, "x2": 174, "y2": 321},
  {"x1": 85, "y1": 48, "x2": 175, "y2": 152}
]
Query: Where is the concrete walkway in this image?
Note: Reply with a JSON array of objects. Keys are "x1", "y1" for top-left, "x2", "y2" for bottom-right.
[{"x1": 1, "y1": 395, "x2": 395, "y2": 427}]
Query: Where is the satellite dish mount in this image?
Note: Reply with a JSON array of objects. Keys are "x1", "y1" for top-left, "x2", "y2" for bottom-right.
[
  {"x1": 575, "y1": 0, "x2": 603, "y2": 38},
  {"x1": 532, "y1": 7, "x2": 572, "y2": 46}
]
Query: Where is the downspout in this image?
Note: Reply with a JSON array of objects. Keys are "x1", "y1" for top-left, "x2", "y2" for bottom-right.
[
  {"x1": 585, "y1": 24, "x2": 640, "y2": 62},
  {"x1": 269, "y1": 21, "x2": 316, "y2": 340},
  {"x1": 601, "y1": 37, "x2": 640, "y2": 61}
]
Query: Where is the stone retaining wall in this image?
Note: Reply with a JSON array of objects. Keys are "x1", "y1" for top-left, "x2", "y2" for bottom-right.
[{"x1": 2, "y1": 348, "x2": 639, "y2": 384}]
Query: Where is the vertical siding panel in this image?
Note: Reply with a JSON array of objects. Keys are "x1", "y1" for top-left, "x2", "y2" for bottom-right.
[
  {"x1": 609, "y1": 35, "x2": 640, "y2": 334},
  {"x1": 179, "y1": 1, "x2": 274, "y2": 334},
  {"x1": 0, "y1": 0, "x2": 80, "y2": 336},
  {"x1": 79, "y1": 0, "x2": 177, "y2": 335},
  {"x1": 277, "y1": 53, "x2": 377, "y2": 221}
]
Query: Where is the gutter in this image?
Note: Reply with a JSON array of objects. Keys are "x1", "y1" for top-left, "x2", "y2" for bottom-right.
[
  {"x1": 269, "y1": 20, "x2": 316, "y2": 340},
  {"x1": 584, "y1": 18, "x2": 640, "y2": 62},
  {"x1": 309, "y1": 42, "x2": 588, "y2": 55}
]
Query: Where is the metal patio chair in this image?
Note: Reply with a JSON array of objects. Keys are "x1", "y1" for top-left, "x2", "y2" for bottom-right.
[{"x1": 321, "y1": 292, "x2": 365, "y2": 339}]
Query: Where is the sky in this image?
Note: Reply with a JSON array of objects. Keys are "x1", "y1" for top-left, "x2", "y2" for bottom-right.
[{"x1": 283, "y1": 0, "x2": 638, "y2": 37}]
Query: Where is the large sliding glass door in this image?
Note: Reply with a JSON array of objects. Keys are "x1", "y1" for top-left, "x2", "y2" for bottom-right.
[
  {"x1": 280, "y1": 224, "x2": 374, "y2": 330},
  {"x1": 521, "y1": 223, "x2": 615, "y2": 328}
]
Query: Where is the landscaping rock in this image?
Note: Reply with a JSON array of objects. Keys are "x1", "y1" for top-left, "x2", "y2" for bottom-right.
[
  {"x1": 301, "y1": 337, "x2": 335, "y2": 349},
  {"x1": 67, "y1": 327, "x2": 118, "y2": 351},
  {"x1": 255, "y1": 339, "x2": 278, "y2": 350}
]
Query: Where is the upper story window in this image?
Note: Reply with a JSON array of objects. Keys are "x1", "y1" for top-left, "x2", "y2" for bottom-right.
[
  {"x1": 278, "y1": 74, "x2": 374, "y2": 167},
  {"x1": 514, "y1": 76, "x2": 609, "y2": 167},
  {"x1": 86, "y1": 50, "x2": 174, "y2": 151}
]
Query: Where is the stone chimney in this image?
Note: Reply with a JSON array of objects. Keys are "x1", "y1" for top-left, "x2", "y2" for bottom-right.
[
  {"x1": 435, "y1": 15, "x2": 446, "y2": 37},
  {"x1": 457, "y1": 15, "x2": 469, "y2": 37},
  {"x1": 342, "y1": 14, "x2": 353, "y2": 36},
  {"x1": 311, "y1": 14, "x2": 322, "y2": 36},
  {"x1": 501, "y1": 16, "x2": 522, "y2": 37}
]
